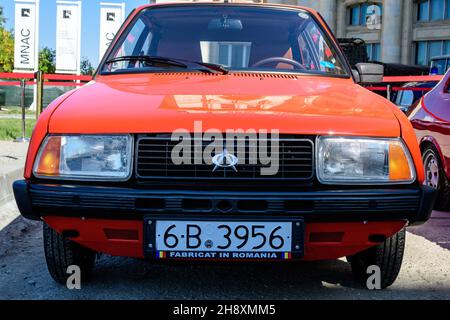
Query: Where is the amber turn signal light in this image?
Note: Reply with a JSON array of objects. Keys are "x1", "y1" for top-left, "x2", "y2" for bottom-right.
[
  {"x1": 34, "y1": 136, "x2": 61, "y2": 176},
  {"x1": 389, "y1": 143, "x2": 413, "y2": 181}
]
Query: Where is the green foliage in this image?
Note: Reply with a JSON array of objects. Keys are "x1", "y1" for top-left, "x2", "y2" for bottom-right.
[
  {"x1": 80, "y1": 56, "x2": 95, "y2": 75},
  {"x1": 0, "y1": 119, "x2": 36, "y2": 141},
  {"x1": 38, "y1": 47, "x2": 56, "y2": 73},
  {"x1": 0, "y1": 27, "x2": 14, "y2": 72}
]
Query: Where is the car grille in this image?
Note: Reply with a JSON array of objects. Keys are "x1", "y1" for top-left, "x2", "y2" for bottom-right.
[{"x1": 135, "y1": 134, "x2": 314, "y2": 181}]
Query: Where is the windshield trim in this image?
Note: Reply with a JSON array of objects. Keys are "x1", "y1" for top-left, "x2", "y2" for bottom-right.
[
  {"x1": 99, "y1": 69, "x2": 352, "y2": 80},
  {"x1": 97, "y1": 3, "x2": 352, "y2": 79}
]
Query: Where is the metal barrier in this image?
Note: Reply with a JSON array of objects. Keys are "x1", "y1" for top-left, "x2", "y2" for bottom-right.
[
  {"x1": 365, "y1": 75, "x2": 443, "y2": 99},
  {"x1": 0, "y1": 72, "x2": 91, "y2": 117},
  {"x1": 0, "y1": 72, "x2": 91, "y2": 142}
]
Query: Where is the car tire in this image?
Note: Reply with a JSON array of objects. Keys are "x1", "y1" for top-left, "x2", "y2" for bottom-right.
[
  {"x1": 348, "y1": 228, "x2": 405, "y2": 289},
  {"x1": 43, "y1": 223, "x2": 96, "y2": 285},
  {"x1": 423, "y1": 144, "x2": 450, "y2": 211}
]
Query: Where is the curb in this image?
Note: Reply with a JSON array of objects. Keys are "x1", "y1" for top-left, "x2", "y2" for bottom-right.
[{"x1": 0, "y1": 167, "x2": 23, "y2": 206}]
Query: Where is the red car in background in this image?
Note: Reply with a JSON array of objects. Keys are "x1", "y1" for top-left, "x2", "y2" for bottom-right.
[{"x1": 409, "y1": 69, "x2": 450, "y2": 210}]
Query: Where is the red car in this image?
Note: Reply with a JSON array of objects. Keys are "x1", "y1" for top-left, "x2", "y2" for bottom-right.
[
  {"x1": 13, "y1": 3, "x2": 436, "y2": 289},
  {"x1": 409, "y1": 69, "x2": 450, "y2": 210}
]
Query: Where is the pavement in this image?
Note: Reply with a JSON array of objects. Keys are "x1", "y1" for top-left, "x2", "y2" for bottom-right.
[
  {"x1": 0, "y1": 203, "x2": 449, "y2": 299},
  {"x1": 0, "y1": 141, "x2": 28, "y2": 206}
]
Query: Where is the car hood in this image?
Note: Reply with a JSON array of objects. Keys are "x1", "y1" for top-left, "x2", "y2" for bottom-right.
[{"x1": 49, "y1": 72, "x2": 400, "y2": 137}]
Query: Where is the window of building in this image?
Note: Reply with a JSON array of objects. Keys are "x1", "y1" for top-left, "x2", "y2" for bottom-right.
[
  {"x1": 418, "y1": 0, "x2": 430, "y2": 21},
  {"x1": 429, "y1": 41, "x2": 442, "y2": 58},
  {"x1": 448, "y1": 0, "x2": 450, "y2": 19},
  {"x1": 350, "y1": 5, "x2": 360, "y2": 25},
  {"x1": 431, "y1": 0, "x2": 444, "y2": 20},
  {"x1": 349, "y1": 3, "x2": 382, "y2": 26},
  {"x1": 417, "y1": 0, "x2": 450, "y2": 21},
  {"x1": 366, "y1": 43, "x2": 381, "y2": 61},
  {"x1": 416, "y1": 41, "x2": 427, "y2": 65},
  {"x1": 415, "y1": 40, "x2": 450, "y2": 65}
]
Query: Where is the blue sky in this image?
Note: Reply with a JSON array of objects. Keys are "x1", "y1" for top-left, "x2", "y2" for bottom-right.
[{"x1": 2, "y1": 0, "x2": 150, "y2": 67}]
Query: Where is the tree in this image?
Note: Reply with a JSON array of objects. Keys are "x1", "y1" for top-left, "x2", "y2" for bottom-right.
[
  {"x1": 0, "y1": 6, "x2": 6, "y2": 27},
  {"x1": 38, "y1": 47, "x2": 56, "y2": 73},
  {"x1": 80, "y1": 56, "x2": 95, "y2": 75},
  {"x1": 0, "y1": 5, "x2": 14, "y2": 72},
  {"x1": 0, "y1": 28, "x2": 14, "y2": 72}
]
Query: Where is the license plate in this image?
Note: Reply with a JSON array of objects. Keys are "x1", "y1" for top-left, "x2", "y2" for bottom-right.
[{"x1": 144, "y1": 218, "x2": 304, "y2": 260}]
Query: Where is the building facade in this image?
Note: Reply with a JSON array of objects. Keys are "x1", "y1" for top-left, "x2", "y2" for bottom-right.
[{"x1": 271, "y1": 0, "x2": 450, "y2": 66}]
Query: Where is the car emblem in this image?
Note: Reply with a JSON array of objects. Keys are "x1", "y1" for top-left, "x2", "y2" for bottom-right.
[{"x1": 211, "y1": 148, "x2": 238, "y2": 172}]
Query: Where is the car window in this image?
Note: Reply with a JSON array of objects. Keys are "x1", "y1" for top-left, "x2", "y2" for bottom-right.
[
  {"x1": 394, "y1": 92, "x2": 403, "y2": 105},
  {"x1": 430, "y1": 58, "x2": 447, "y2": 75},
  {"x1": 399, "y1": 90, "x2": 414, "y2": 106},
  {"x1": 102, "y1": 5, "x2": 348, "y2": 76}
]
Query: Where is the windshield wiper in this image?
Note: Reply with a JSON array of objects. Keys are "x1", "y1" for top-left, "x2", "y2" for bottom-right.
[
  {"x1": 187, "y1": 60, "x2": 229, "y2": 75},
  {"x1": 105, "y1": 55, "x2": 188, "y2": 68},
  {"x1": 104, "y1": 55, "x2": 229, "y2": 75}
]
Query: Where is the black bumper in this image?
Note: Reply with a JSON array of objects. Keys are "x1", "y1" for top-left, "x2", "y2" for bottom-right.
[{"x1": 13, "y1": 180, "x2": 437, "y2": 225}]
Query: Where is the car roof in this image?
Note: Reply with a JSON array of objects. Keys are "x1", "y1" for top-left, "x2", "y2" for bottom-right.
[
  {"x1": 430, "y1": 55, "x2": 450, "y2": 60},
  {"x1": 402, "y1": 81, "x2": 438, "y2": 88},
  {"x1": 135, "y1": 2, "x2": 317, "y2": 14}
]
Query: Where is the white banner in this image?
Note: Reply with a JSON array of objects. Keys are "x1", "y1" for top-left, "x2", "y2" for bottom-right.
[
  {"x1": 99, "y1": 2, "x2": 125, "y2": 61},
  {"x1": 56, "y1": 1, "x2": 81, "y2": 74},
  {"x1": 14, "y1": 0, "x2": 39, "y2": 72}
]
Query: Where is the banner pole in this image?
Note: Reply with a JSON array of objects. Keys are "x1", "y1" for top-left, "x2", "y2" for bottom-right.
[
  {"x1": 15, "y1": 79, "x2": 30, "y2": 143},
  {"x1": 32, "y1": 0, "x2": 40, "y2": 112},
  {"x1": 35, "y1": 70, "x2": 43, "y2": 119}
]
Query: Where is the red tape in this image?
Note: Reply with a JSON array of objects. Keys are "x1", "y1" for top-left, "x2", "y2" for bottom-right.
[
  {"x1": 44, "y1": 74, "x2": 92, "y2": 81},
  {"x1": 0, "y1": 72, "x2": 36, "y2": 79},
  {"x1": 383, "y1": 75, "x2": 442, "y2": 82}
]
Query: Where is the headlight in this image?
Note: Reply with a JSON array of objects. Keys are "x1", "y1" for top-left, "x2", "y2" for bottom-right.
[
  {"x1": 316, "y1": 136, "x2": 415, "y2": 184},
  {"x1": 33, "y1": 135, "x2": 133, "y2": 181}
]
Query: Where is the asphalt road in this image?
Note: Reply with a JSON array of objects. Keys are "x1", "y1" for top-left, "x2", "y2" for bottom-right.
[{"x1": 0, "y1": 201, "x2": 449, "y2": 300}]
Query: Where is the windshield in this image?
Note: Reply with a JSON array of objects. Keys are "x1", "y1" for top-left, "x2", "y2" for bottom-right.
[{"x1": 101, "y1": 5, "x2": 348, "y2": 76}]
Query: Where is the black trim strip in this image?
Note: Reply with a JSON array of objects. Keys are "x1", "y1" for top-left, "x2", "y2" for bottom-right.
[{"x1": 13, "y1": 180, "x2": 436, "y2": 224}]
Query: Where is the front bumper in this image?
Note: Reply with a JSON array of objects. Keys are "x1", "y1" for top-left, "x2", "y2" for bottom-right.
[{"x1": 13, "y1": 180, "x2": 436, "y2": 225}]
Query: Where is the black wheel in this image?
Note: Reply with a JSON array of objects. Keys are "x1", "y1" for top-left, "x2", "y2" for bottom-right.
[
  {"x1": 423, "y1": 144, "x2": 450, "y2": 211},
  {"x1": 348, "y1": 228, "x2": 405, "y2": 289},
  {"x1": 43, "y1": 223, "x2": 96, "y2": 285}
]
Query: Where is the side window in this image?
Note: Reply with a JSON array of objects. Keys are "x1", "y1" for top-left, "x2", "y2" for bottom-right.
[
  {"x1": 302, "y1": 21, "x2": 345, "y2": 74},
  {"x1": 108, "y1": 18, "x2": 153, "y2": 71},
  {"x1": 399, "y1": 90, "x2": 414, "y2": 106},
  {"x1": 298, "y1": 33, "x2": 316, "y2": 70},
  {"x1": 394, "y1": 91, "x2": 403, "y2": 105}
]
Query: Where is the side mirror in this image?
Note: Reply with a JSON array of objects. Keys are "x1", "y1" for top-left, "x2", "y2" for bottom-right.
[
  {"x1": 354, "y1": 63, "x2": 384, "y2": 84},
  {"x1": 352, "y1": 69, "x2": 361, "y2": 83}
]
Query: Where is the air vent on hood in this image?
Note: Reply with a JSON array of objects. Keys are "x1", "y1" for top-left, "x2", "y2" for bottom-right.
[{"x1": 152, "y1": 72, "x2": 300, "y2": 79}]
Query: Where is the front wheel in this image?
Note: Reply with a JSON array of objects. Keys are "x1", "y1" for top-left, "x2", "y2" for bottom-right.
[
  {"x1": 43, "y1": 223, "x2": 96, "y2": 285},
  {"x1": 347, "y1": 228, "x2": 405, "y2": 289}
]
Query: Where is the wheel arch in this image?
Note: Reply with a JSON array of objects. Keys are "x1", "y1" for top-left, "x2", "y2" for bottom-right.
[{"x1": 419, "y1": 136, "x2": 450, "y2": 180}]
